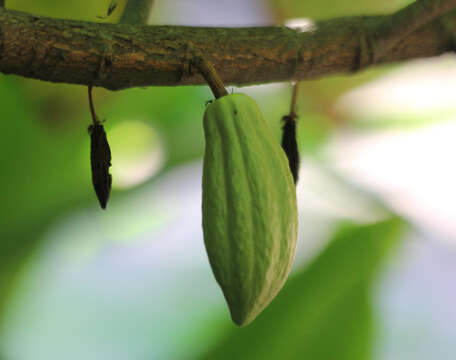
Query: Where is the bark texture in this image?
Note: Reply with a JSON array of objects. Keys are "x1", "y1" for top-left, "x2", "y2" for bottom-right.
[{"x1": 0, "y1": 8, "x2": 455, "y2": 90}]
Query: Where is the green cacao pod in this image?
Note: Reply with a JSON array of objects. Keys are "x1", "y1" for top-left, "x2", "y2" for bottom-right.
[{"x1": 202, "y1": 93, "x2": 298, "y2": 326}]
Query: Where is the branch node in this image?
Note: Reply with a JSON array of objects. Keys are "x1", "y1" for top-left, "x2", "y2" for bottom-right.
[
  {"x1": 354, "y1": 24, "x2": 375, "y2": 72},
  {"x1": 292, "y1": 28, "x2": 301, "y2": 80},
  {"x1": 95, "y1": 34, "x2": 114, "y2": 81}
]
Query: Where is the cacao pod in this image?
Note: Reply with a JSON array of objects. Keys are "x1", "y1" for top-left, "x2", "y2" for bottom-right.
[{"x1": 202, "y1": 93, "x2": 298, "y2": 326}]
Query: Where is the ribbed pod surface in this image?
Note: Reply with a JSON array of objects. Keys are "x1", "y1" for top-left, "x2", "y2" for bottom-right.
[{"x1": 202, "y1": 93, "x2": 298, "y2": 326}]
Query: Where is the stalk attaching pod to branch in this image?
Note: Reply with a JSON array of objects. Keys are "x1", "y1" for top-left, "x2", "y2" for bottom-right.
[{"x1": 191, "y1": 53, "x2": 228, "y2": 99}]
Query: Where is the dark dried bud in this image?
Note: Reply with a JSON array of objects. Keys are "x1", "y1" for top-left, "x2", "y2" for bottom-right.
[
  {"x1": 281, "y1": 115, "x2": 299, "y2": 184},
  {"x1": 89, "y1": 123, "x2": 112, "y2": 209}
]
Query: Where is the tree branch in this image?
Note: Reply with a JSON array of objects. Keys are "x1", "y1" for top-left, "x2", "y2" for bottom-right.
[
  {"x1": 373, "y1": 0, "x2": 456, "y2": 60},
  {"x1": 0, "y1": 5, "x2": 455, "y2": 91}
]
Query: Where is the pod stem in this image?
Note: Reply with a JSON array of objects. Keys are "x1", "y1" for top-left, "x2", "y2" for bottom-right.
[
  {"x1": 192, "y1": 55, "x2": 228, "y2": 99},
  {"x1": 88, "y1": 85, "x2": 99, "y2": 125},
  {"x1": 289, "y1": 81, "x2": 300, "y2": 120}
]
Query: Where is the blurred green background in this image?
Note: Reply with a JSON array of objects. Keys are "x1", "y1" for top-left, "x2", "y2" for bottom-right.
[{"x1": 1, "y1": 1, "x2": 456, "y2": 359}]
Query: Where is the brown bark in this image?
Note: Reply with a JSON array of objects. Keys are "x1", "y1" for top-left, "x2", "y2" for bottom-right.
[
  {"x1": 0, "y1": 7, "x2": 455, "y2": 91},
  {"x1": 373, "y1": 0, "x2": 456, "y2": 60}
]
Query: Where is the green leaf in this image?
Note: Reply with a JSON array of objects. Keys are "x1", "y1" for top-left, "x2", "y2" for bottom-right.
[
  {"x1": 99, "y1": 86, "x2": 208, "y2": 168},
  {"x1": 202, "y1": 217, "x2": 405, "y2": 360},
  {"x1": 119, "y1": 0, "x2": 154, "y2": 25}
]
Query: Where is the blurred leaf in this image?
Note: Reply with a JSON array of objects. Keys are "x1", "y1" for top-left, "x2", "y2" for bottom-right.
[
  {"x1": 0, "y1": 80, "x2": 209, "y2": 323},
  {"x1": 97, "y1": 86, "x2": 209, "y2": 168},
  {"x1": 0, "y1": 78, "x2": 91, "y2": 321},
  {"x1": 268, "y1": 0, "x2": 409, "y2": 21},
  {"x1": 202, "y1": 217, "x2": 405, "y2": 360},
  {"x1": 8, "y1": 0, "x2": 106, "y2": 21}
]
